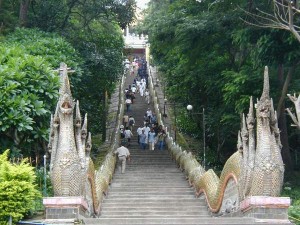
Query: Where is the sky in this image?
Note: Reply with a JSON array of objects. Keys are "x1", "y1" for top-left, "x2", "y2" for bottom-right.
[{"x1": 136, "y1": 0, "x2": 150, "y2": 9}]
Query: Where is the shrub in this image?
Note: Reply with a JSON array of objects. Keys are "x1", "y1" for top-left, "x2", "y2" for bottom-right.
[{"x1": 0, "y1": 150, "x2": 41, "y2": 224}]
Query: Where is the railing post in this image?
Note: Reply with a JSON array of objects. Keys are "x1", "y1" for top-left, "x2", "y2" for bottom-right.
[
  {"x1": 43, "y1": 155, "x2": 47, "y2": 196},
  {"x1": 203, "y1": 108, "x2": 205, "y2": 170}
]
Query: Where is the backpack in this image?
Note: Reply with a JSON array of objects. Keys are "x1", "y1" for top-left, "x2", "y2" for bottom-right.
[
  {"x1": 120, "y1": 129, "x2": 125, "y2": 138},
  {"x1": 129, "y1": 118, "x2": 134, "y2": 126}
]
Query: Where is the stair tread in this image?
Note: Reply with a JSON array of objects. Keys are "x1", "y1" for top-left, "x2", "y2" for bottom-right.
[{"x1": 89, "y1": 71, "x2": 274, "y2": 225}]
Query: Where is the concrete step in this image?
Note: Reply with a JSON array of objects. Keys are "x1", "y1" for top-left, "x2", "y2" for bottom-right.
[
  {"x1": 113, "y1": 172, "x2": 183, "y2": 176},
  {"x1": 107, "y1": 193, "x2": 197, "y2": 197},
  {"x1": 114, "y1": 170, "x2": 182, "y2": 173},
  {"x1": 112, "y1": 176, "x2": 186, "y2": 180},
  {"x1": 113, "y1": 174, "x2": 185, "y2": 177},
  {"x1": 102, "y1": 204, "x2": 207, "y2": 213},
  {"x1": 107, "y1": 187, "x2": 194, "y2": 192},
  {"x1": 112, "y1": 178, "x2": 186, "y2": 181},
  {"x1": 124, "y1": 162, "x2": 177, "y2": 165},
  {"x1": 100, "y1": 211, "x2": 209, "y2": 216},
  {"x1": 94, "y1": 74, "x2": 257, "y2": 225},
  {"x1": 125, "y1": 154, "x2": 171, "y2": 157},
  {"x1": 109, "y1": 184, "x2": 191, "y2": 188},
  {"x1": 84, "y1": 217, "x2": 258, "y2": 225},
  {"x1": 115, "y1": 164, "x2": 178, "y2": 168},
  {"x1": 102, "y1": 197, "x2": 204, "y2": 204},
  {"x1": 101, "y1": 202, "x2": 206, "y2": 207},
  {"x1": 125, "y1": 163, "x2": 175, "y2": 165},
  {"x1": 103, "y1": 195, "x2": 198, "y2": 200},
  {"x1": 112, "y1": 175, "x2": 187, "y2": 179},
  {"x1": 125, "y1": 157, "x2": 172, "y2": 160},
  {"x1": 106, "y1": 188, "x2": 199, "y2": 192}
]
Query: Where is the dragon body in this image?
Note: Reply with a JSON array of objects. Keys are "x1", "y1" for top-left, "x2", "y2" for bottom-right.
[
  {"x1": 48, "y1": 63, "x2": 100, "y2": 216},
  {"x1": 173, "y1": 66, "x2": 284, "y2": 214}
]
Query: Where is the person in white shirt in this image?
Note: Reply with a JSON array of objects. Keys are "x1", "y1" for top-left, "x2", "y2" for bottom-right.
[
  {"x1": 143, "y1": 124, "x2": 150, "y2": 143},
  {"x1": 139, "y1": 83, "x2": 144, "y2": 97},
  {"x1": 125, "y1": 98, "x2": 132, "y2": 112},
  {"x1": 114, "y1": 143, "x2": 130, "y2": 174},
  {"x1": 131, "y1": 85, "x2": 137, "y2": 94},
  {"x1": 146, "y1": 108, "x2": 152, "y2": 120},
  {"x1": 148, "y1": 128, "x2": 156, "y2": 151},
  {"x1": 124, "y1": 127, "x2": 133, "y2": 144},
  {"x1": 136, "y1": 81, "x2": 140, "y2": 93},
  {"x1": 130, "y1": 66, "x2": 134, "y2": 76},
  {"x1": 145, "y1": 89, "x2": 150, "y2": 104},
  {"x1": 136, "y1": 125, "x2": 144, "y2": 144},
  {"x1": 141, "y1": 80, "x2": 146, "y2": 90}
]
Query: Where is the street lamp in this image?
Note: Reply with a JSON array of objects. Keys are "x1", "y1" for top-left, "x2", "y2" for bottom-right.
[
  {"x1": 163, "y1": 98, "x2": 168, "y2": 118},
  {"x1": 187, "y1": 105, "x2": 206, "y2": 170},
  {"x1": 162, "y1": 78, "x2": 168, "y2": 118}
]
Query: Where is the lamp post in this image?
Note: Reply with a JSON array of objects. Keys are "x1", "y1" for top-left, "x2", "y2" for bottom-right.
[
  {"x1": 162, "y1": 78, "x2": 168, "y2": 118},
  {"x1": 174, "y1": 103, "x2": 177, "y2": 142},
  {"x1": 43, "y1": 155, "x2": 47, "y2": 196},
  {"x1": 187, "y1": 105, "x2": 206, "y2": 170},
  {"x1": 163, "y1": 98, "x2": 168, "y2": 118}
]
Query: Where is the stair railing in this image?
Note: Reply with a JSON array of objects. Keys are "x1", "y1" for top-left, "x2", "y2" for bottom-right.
[
  {"x1": 93, "y1": 72, "x2": 126, "y2": 214},
  {"x1": 147, "y1": 65, "x2": 290, "y2": 221}
]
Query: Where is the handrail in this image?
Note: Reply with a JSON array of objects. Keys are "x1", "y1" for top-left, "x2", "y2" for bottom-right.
[
  {"x1": 93, "y1": 72, "x2": 126, "y2": 215},
  {"x1": 147, "y1": 65, "x2": 240, "y2": 214},
  {"x1": 147, "y1": 65, "x2": 288, "y2": 220}
]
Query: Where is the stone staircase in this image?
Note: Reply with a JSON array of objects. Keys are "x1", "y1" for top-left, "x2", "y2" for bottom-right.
[
  {"x1": 84, "y1": 141, "x2": 257, "y2": 224},
  {"x1": 84, "y1": 74, "x2": 291, "y2": 225}
]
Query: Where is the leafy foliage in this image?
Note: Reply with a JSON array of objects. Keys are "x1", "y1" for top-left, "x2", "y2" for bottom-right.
[
  {"x1": 0, "y1": 150, "x2": 41, "y2": 224},
  {"x1": 27, "y1": 0, "x2": 127, "y2": 137},
  {"x1": 144, "y1": 0, "x2": 300, "y2": 167},
  {"x1": 0, "y1": 0, "x2": 135, "y2": 146},
  {"x1": 281, "y1": 173, "x2": 300, "y2": 225},
  {"x1": 0, "y1": 28, "x2": 83, "y2": 156},
  {"x1": 63, "y1": 19, "x2": 124, "y2": 136}
]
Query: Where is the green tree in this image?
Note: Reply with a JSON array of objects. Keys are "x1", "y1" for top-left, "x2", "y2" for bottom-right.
[
  {"x1": 144, "y1": 0, "x2": 300, "y2": 169},
  {"x1": 0, "y1": 0, "x2": 136, "y2": 33},
  {"x1": 0, "y1": 28, "x2": 83, "y2": 157},
  {"x1": 61, "y1": 18, "x2": 124, "y2": 137},
  {"x1": 27, "y1": 0, "x2": 136, "y2": 31},
  {"x1": 0, "y1": 0, "x2": 19, "y2": 34},
  {"x1": 1, "y1": 0, "x2": 136, "y2": 143},
  {"x1": 27, "y1": 0, "x2": 132, "y2": 138},
  {"x1": 0, "y1": 150, "x2": 41, "y2": 224},
  {"x1": 145, "y1": 0, "x2": 251, "y2": 163}
]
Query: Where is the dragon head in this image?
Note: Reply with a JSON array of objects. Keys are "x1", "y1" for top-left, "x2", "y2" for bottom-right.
[{"x1": 60, "y1": 93, "x2": 74, "y2": 114}]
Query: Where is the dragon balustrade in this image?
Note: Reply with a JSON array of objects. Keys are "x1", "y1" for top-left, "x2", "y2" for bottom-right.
[
  {"x1": 149, "y1": 65, "x2": 290, "y2": 219},
  {"x1": 44, "y1": 63, "x2": 123, "y2": 218},
  {"x1": 44, "y1": 62, "x2": 290, "y2": 221}
]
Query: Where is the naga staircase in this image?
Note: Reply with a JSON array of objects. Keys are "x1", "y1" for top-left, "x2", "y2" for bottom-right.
[
  {"x1": 44, "y1": 63, "x2": 293, "y2": 225},
  {"x1": 86, "y1": 74, "x2": 211, "y2": 224}
]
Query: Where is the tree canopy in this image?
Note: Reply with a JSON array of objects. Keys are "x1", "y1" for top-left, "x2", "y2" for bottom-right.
[
  {"x1": 143, "y1": 0, "x2": 300, "y2": 170},
  {"x1": 0, "y1": 28, "x2": 83, "y2": 157},
  {"x1": 0, "y1": 0, "x2": 136, "y2": 158}
]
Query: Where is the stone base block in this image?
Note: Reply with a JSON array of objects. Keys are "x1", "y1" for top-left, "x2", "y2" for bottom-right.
[
  {"x1": 240, "y1": 196, "x2": 291, "y2": 220},
  {"x1": 43, "y1": 197, "x2": 88, "y2": 220}
]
